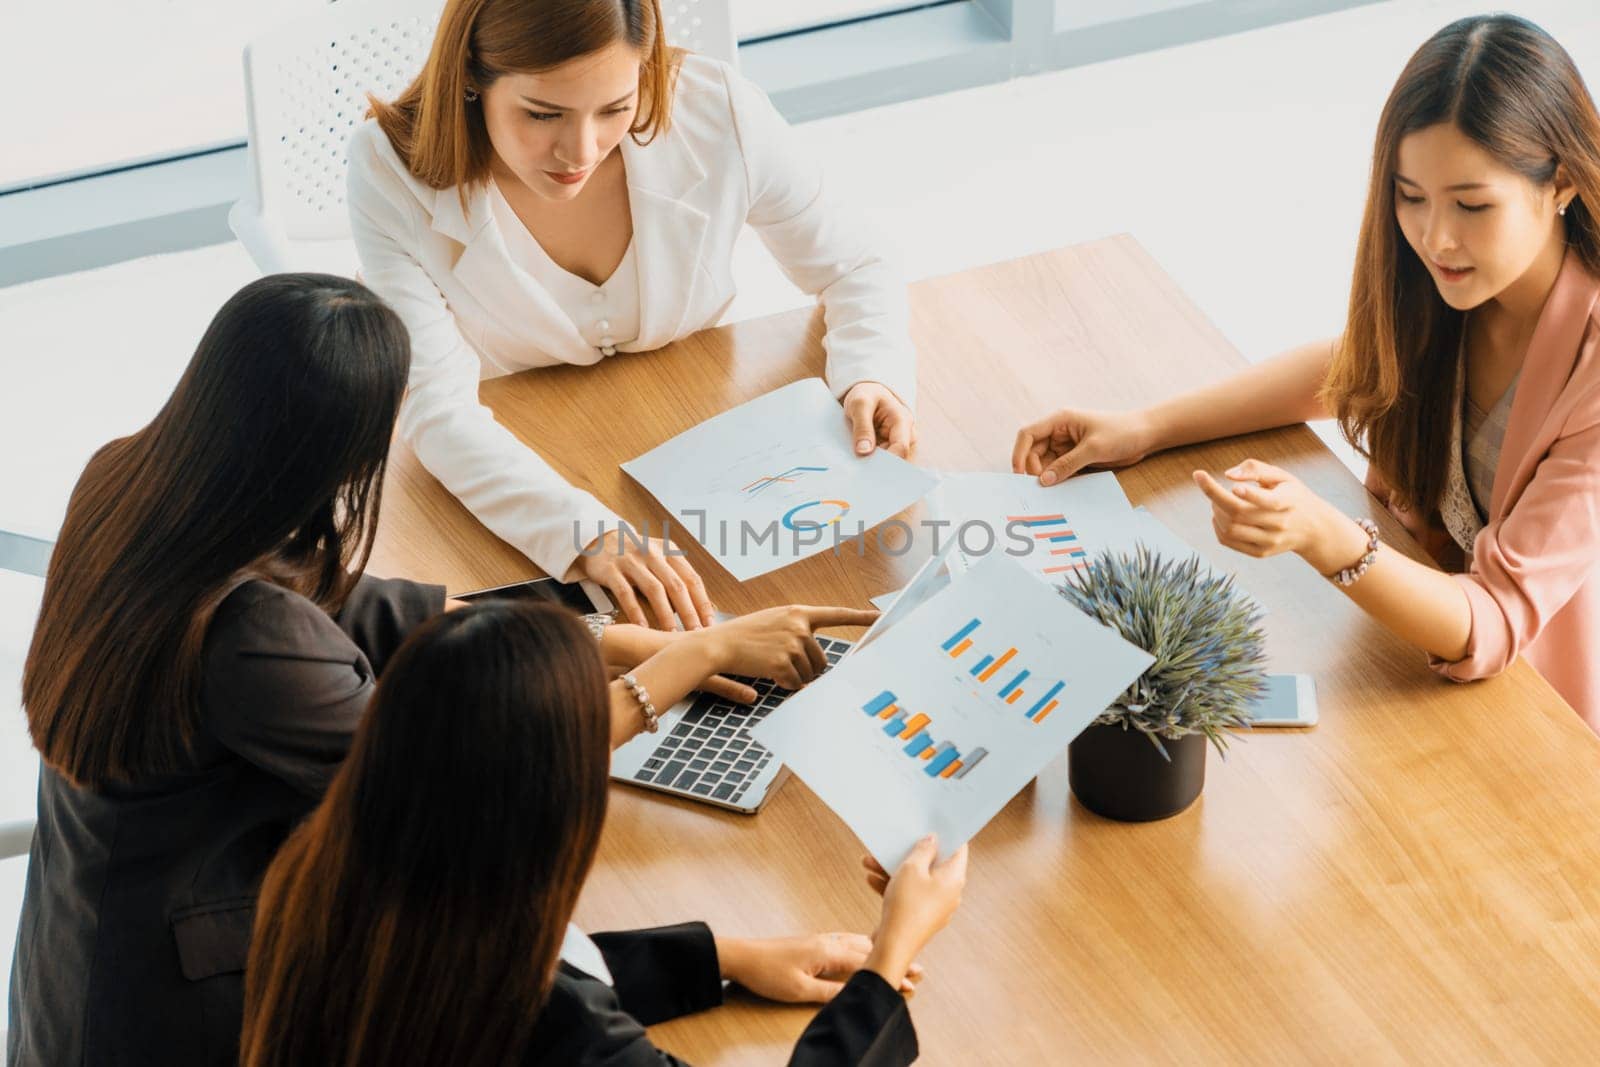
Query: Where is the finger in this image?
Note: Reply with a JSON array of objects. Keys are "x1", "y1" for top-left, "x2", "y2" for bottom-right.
[
  {"x1": 906, "y1": 961, "x2": 925, "y2": 980},
  {"x1": 866, "y1": 874, "x2": 889, "y2": 896},
  {"x1": 700, "y1": 674, "x2": 759, "y2": 704},
  {"x1": 803, "y1": 634, "x2": 828, "y2": 677},
  {"x1": 791, "y1": 646, "x2": 817, "y2": 685},
  {"x1": 621, "y1": 559, "x2": 676, "y2": 632},
  {"x1": 885, "y1": 411, "x2": 914, "y2": 460},
  {"x1": 801, "y1": 606, "x2": 882, "y2": 630},
  {"x1": 1232, "y1": 482, "x2": 1287, "y2": 512},
  {"x1": 1225, "y1": 459, "x2": 1290, "y2": 488},
  {"x1": 664, "y1": 551, "x2": 717, "y2": 628},
  {"x1": 1040, "y1": 446, "x2": 1089, "y2": 487},
  {"x1": 794, "y1": 976, "x2": 847, "y2": 1004},
  {"x1": 1011, "y1": 427, "x2": 1037, "y2": 474},
  {"x1": 821, "y1": 934, "x2": 873, "y2": 976},
  {"x1": 1222, "y1": 521, "x2": 1276, "y2": 550},
  {"x1": 1212, "y1": 515, "x2": 1272, "y2": 555},
  {"x1": 644, "y1": 551, "x2": 700, "y2": 632},
  {"x1": 845, "y1": 395, "x2": 876, "y2": 456},
  {"x1": 1193, "y1": 471, "x2": 1250, "y2": 515},
  {"x1": 843, "y1": 932, "x2": 874, "y2": 955},
  {"x1": 604, "y1": 572, "x2": 649, "y2": 628},
  {"x1": 773, "y1": 657, "x2": 803, "y2": 691},
  {"x1": 861, "y1": 855, "x2": 890, "y2": 880},
  {"x1": 934, "y1": 843, "x2": 969, "y2": 883},
  {"x1": 900, "y1": 834, "x2": 938, "y2": 874}
]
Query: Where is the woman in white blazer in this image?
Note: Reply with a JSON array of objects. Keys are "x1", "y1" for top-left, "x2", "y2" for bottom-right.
[{"x1": 347, "y1": 0, "x2": 917, "y2": 629}]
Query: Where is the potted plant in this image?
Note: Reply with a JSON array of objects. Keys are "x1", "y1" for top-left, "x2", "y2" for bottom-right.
[{"x1": 1057, "y1": 545, "x2": 1267, "y2": 822}]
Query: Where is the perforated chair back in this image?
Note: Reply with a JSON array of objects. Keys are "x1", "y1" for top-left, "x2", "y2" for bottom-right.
[
  {"x1": 230, "y1": 0, "x2": 443, "y2": 274},
  {"x1": 660, "y1": 0, "x2": 738, "y2": 66},
  {"x1": 231, "y1": 0, "x2": 739, "y2": 275}
]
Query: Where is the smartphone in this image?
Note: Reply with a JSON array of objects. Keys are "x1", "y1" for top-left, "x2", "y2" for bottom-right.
[
  {"x1": 1248, "y1": 673, "x2": 1319, "y2": 727},
  {"x1": 456, "y1": 577, "x2": 614, "y2": 616}
]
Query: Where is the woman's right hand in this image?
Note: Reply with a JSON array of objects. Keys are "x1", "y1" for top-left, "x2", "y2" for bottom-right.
[
  {"x1": 692, "y1": 605, "x2": 880, "y2": 691},
  {"x1": 860, "y1": 835, "x2": 968, "y2": 990},
  {"x1": 577, "y1": 527, "x2": 716, "y2": 631},
  {"x1": 1012, "y1": 407, "x2": 1158, "y2": 485}
]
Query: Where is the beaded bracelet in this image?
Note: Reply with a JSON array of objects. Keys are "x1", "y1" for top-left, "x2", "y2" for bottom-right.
[
  {"x1": 618, "y1": 672, "x2": 661, "y2": 733},
  {"x1": 1331, "y1": 517, "x2": 1381, "y2": 588},
  {"x1": 582, "y1": 612, "x2": 614, "y2": 642}
]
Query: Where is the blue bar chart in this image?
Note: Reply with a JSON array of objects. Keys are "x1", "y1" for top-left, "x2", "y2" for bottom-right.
[
  {"x1": 942, "y1": 618, "x2": 1064, "y2": 723},
  {"x1": 1010, "y1": 513, "x2": 1090, "y2": 576},
  {"x1": 862, "y1": 690, "x2": 988, "y2": 779}
]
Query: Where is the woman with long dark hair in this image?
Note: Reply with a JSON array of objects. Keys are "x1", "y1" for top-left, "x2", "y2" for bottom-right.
[
  {"x1": 348, "y1": 0, "x2": 919, "y2": 629},
  {"x1": 1014, "y1": 15, "x2": 1600, "y2": 730},
  {"x1": 8, "y1": 275, "x2": 861, "y2": 1065},
  {"x1": 242, "y1": 602, "x2": 965, "y2": 1066}
]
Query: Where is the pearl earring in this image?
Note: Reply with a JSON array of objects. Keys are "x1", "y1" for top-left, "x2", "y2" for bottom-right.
[{"x1": 1559, "y1": 201, "x2": 1569, "y2": 217}]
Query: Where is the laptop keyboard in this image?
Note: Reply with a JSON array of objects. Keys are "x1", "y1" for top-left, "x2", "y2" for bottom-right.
[{"x1": 630, "y1": 635, "x2": 852, "y2": 806}]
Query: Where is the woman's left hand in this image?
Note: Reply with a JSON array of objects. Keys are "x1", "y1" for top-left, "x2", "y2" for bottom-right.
[
  {"x1": 715, "y1": 933, "x2": 922, "y2": 1002},
  {"x1": 1194, "y1": 459, "x2": 1368, "y2": 575},
  {"x1": 843, "y1": 382, "x2": 915, "y2": 459}
]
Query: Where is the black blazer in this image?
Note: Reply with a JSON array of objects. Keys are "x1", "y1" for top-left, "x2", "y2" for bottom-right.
[
  {"x1": 527, "y1": 923, "x2": 919, "y2": 1065},
  {"x1": 6, "y1": 575, "x2": 443, "y2": 1067}
]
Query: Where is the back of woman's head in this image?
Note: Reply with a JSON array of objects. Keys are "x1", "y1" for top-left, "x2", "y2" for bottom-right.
[
  {"x1": 241, "y1": 601, "x2": 611, "y2": 1067},
  {"x1": 23, "y1": 273, "x2": 411, "y2": 787},
  {"x1": 1329, "y1": 14, "x2": 1600, "y2": 512}
]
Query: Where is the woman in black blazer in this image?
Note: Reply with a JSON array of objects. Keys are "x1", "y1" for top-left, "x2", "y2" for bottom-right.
[
  {"x1": 241, "y1": 601, "x2": 967, "y2": 1066},
  {"x1": 8, "y1": 276, "x2": 867, "y2": 1066}
]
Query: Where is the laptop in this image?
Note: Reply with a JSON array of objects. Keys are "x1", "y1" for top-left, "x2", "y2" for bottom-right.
[
  {"x1": 458, "y1": 576, "x2": 853, "y2": 814},
  {"x1": 609, "y1": 635, "x2": 852, "y2": 813}
]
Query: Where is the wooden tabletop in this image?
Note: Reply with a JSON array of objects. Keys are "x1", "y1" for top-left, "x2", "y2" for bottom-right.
[{"x1": 368, "y1": 235, "x2": 1600, "y2": 1065}]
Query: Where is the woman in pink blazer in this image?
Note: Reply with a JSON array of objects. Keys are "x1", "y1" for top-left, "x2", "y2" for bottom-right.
[{"x1": 1012, "y1": 15, "x2": 1600, "y2": 729}]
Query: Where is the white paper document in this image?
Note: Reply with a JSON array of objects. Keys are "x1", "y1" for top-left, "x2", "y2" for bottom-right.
[
  {"x1": 754, "y1": 553, "x2": 1154, "y2": 867},
  {"x1": 930, "y1": 471, "x2": 1135, "y2": 584},
  {"x1": 621, "y1": 379, "x2": 940, "y2": 581}
]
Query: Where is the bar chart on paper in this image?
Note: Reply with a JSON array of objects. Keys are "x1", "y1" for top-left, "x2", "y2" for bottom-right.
[
  {"x1": 931, "y1": 472, "x2": 1133, "y2": 585},
  {"x1": 1009, "y1": 514, "x2": 1089, "y2": 577},
  {"x1": 862, "y1": 689, "x2": 989, "y2": 780},
  {"x1": 752, "y1": 553, "x2": 1155, "y2": 867},
  {"x1": 942, "y1": 618, "x2": 1066, "y2": 723}
]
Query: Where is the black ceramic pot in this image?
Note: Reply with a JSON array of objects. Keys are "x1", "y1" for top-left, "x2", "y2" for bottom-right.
[{"x1": 1068, "y1": 722, "x2": 1206, "y2": 822}]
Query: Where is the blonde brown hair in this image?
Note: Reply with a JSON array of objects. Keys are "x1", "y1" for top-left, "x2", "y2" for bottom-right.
[
  {"x1": 1323, "y1": 14, "x2": 1600, "y2": 514},
  {"x1": 370, "y1": 0, "x2": 681, "y2": 196}
]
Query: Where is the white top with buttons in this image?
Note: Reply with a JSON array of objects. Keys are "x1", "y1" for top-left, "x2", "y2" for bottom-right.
[{"x1": 488, "y1": 179, "x2": 641, "y2": 357}]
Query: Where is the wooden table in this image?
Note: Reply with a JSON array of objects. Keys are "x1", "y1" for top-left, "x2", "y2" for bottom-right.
[{"x1": 369, "y1": 236, "x2": 1600, "y2": 1064}]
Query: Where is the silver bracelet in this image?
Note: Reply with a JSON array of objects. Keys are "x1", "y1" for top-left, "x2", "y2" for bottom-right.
[
  {"x1": 618, "y1": 672, "x2": 660, "y2": 733},
  {"x1": 583, "y1": 612, "x2": 614, "y2": 642},
  {"x1": 1331, "y1": 517, "x2": 1381, "y2": 587}
]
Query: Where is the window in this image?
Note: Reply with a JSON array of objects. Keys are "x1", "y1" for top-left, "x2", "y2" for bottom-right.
[
  {"x1": 2, "y1": 0, "x2": 324, "y2": 190},
  {"x1": 735, "y1": 1, "x2": 935, "y2": 41}
]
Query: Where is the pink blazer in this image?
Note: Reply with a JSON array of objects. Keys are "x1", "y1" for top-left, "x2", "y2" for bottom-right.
[{"x1": 1366, "y1": 249, "x2": 1600, "y2": 731}]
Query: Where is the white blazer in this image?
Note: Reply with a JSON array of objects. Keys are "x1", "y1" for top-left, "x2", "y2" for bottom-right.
[{"x1": 347, "y1": 55, "x2": 917, "y2": 580}]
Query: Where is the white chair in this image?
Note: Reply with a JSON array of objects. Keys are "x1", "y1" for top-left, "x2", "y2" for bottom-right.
[
  {"x1": 659, "y1": 0, "x2": 738, "y2": 69},
  {"x1": 230, "y1": 0, "x2": 739, "y2": 276}
]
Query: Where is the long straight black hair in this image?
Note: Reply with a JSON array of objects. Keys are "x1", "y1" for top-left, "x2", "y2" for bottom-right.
[
  {"x1": 23, "y1": 273, "x2": 412, "y2": 787},
  {"x1": 241, "y1": 602, "x2": 613, "y2": 1067}
]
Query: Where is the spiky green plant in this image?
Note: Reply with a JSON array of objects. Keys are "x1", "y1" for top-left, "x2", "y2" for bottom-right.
[{"x1": 1058, "y1": 545, "x2": 1267, "y2": 757}]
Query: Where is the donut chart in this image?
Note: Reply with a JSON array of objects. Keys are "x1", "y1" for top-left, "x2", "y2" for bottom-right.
[{"x1": 781, "y1": 499, "x2": 851, "y2": 531}]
